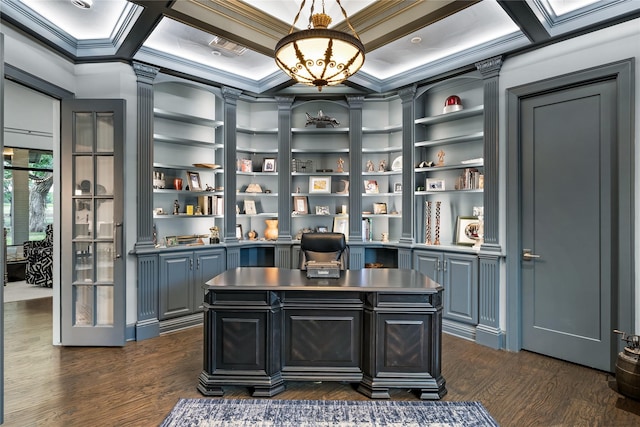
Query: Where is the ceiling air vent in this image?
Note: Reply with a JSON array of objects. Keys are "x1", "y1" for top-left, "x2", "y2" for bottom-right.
[{"x1": 208, "y1": 36, "x2": 247, "y2": 56}]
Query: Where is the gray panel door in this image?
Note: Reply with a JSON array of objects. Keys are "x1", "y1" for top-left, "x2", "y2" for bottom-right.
[{"x1": 520, "y1": 80, "x2": 615, "y2": 371}]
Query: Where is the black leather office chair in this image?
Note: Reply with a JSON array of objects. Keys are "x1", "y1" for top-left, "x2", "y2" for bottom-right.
[{"x1": 299, "y1": 232, "x2": 347, "y2": 270}]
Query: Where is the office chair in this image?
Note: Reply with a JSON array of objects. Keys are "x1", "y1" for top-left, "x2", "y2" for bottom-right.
[{"x1": 299, "y1": 232, "x2": 347, "y2": 270}]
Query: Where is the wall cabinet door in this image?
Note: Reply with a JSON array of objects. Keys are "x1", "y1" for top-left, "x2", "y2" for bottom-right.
[
  {"x1": 159, "y1": 252, "x2": 193, "y2": 320},
  {"x1": 442, "y1": 253, "x2": 478, "y2": 324},
  {"x1": 414, "y1": 250, "x2": 478, "y2": 324},
  {"x1": 193, "y1": 249, "x2": 226, "y2": 312}
]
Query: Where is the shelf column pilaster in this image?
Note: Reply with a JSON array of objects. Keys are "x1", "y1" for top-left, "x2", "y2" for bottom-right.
[
  {"x1": 132, "y1": 62, "x2": 159, "y2": 250},
  {"x1": 222, "y1": 86, "x2": 242, "y2": 242},
  {"x1": 347, "y1": 96, "x2": 364, "y2": 244},
  {"x1": 276, "y1": 96, "x2": 294, "y2": 242},
  {"x1": 399, "y1": 85, "x2": 416, "y2": 248}
]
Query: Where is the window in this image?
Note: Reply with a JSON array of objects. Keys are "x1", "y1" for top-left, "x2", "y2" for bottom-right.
[{"x1": 4, "y1": 147, "x2": 54, "y2": 245}]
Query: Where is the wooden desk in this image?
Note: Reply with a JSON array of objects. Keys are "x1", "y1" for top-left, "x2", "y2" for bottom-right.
[{"x1": 198, "y1": 267, "x2": 445, "y2": 399}]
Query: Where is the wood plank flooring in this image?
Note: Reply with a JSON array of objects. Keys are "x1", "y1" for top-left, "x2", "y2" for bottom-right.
[{"x1": 4, "y1": 297, "x2": 640, "y2": 426}]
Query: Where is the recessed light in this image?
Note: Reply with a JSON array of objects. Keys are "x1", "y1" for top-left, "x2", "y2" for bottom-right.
[
  {"x1": 411, "y1": 36, "x2": 422, "y2": 44},
  {"x1": 211, "y1": 51, "x2": 221, "y2": 57},
  {"x1": 71, "y1": 0, "x2": 93, "y2": 9}
]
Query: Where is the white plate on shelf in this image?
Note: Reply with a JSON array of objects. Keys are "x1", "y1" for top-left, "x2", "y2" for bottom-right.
[{"x1": 391, "y1": 156, "x2": 402, "y2": 171}]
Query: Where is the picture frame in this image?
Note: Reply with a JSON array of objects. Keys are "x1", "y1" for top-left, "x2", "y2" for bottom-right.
[
  {"x1": 364, "y1": 180, "x2": 379, "y2": 194},
  {"x1": 394, "y1": 182, "x2": 403, "y2": 193},
  {"x1": 165, "y1": 236, "x2": 178, "y2": 247},
  {"x1": 455, "y1": 216, "x2": 480, "y2": 246},
  {"x1": 244, "y1": 199, "x2": 257, "y2": 215},
  {"x1": 240, "y1": 158, "x2": 253, "y2": 172},
  {"x1": 309, "y1": 176, "x2": 331, "y2": 193},
  {"x1": 426, "y1": 178, "x2": 445, "y2": 192},
  {"x1": 316, "y1": 226, "x2": 329, "y2": 233},
  {"x1": 315, "y1": 205, "x2": 330, "y2": 215},
  {"x1": 186, "y1": 171, "x2": 202, "y2": 191},
  {"x1": 235, "y1": 224, "x2": 243, "y2": 240},
  {"x1": 293, "y1": 196, "x2": 308, "y2": 214},
  {"x1": 373, "y1": 202, "x2": 388, "y2": 215},
  {"x1": 333, "y1": 216, "x2": 348, "y2": 235},
  {"x1": 263, "y1": 158, "x2": 276, "y2": 172}
]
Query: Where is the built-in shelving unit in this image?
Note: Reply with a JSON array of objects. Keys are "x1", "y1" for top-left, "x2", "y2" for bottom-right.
[
  {"x1": 153, "y1": 82, "x2": 224, "y2": 246},
  {"x1": 413, "y1": 74, "x2": 485, "y2": 247}
]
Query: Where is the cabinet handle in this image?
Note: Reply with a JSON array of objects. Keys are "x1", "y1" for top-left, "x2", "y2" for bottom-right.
[
  {"x1": 197, "y1": 258, "x2": 200, "y2": 270},
  {"x1": 190, "y1": 258, "x2": 193, "y2": 270},
  {"x1": 113, "y1": 222, "x2": 123, "y2": 260},
  {"x1": 443, "y1": 259, "x2": 447, "y2": 272},
  {"x1": 436, "y1": 259, "x2": 441, "y2": 272},
  {"x1": 522, "y1": 249, "x2": 541, "y2": 260}
]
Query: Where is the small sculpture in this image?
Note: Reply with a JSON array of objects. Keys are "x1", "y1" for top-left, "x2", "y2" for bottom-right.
[
  {"x1": 379, "y1": 159, "x2": 386, "y2": 172},
  {"x1": 305, "y1": 110, "x2": 340, "y2": 128},
  {"x1": 337, "y1": 157, "x2": 344, "y2": 173},
  {"x1": 437, "y1": 150, "x2": 445, "y2": 166},
  {"x1": 366, "y1": 160, "x2": 374, "y2": 172},
  {"x1": 173, "y1": 200, "x2": 180, "y2": 215},
  {"x1": 209, "y1": 226, "x2": 220, "y2": 244}
]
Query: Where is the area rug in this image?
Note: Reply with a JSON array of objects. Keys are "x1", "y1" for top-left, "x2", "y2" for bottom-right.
[{"x1": 160, "y1": 398, "x2": 499, "y2": 427}]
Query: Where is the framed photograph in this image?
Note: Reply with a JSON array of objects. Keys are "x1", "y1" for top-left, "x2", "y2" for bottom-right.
[
  {"x1": 455, "y1": 216, "x2": 480, "y2": 246},
  {"x1": 426, "y1": 178, "x2": 445, "y2": 192},
  {"x1": 316, "y1": 226, "x2": 329, "y2": 233},
  {"x1": 333, "y1": 216, "x2": 348, "y2": 235},
  {"x1": 293, "y1": 196, "x2": 308, "y2": 214},
  {"x1": 165, "y1": 236, "x2": 178, "y2": 247},
  {"x1": 364, "y1": 180, "x2": 379, "y2": 194},
  {"x1": 235, "y1": 224, "x2": 243, "y2": 240},
  {"x1": 186, "y1": 171, "x2": 202, "y2": 191},
  {"x1": 240, "y1": 158, "x2": 253, "y2": 172},
  {"x1": 244, "y1": 199, "x2": 257, "y2": 215},
  {"x1": 373, "y1": 202, "x2": 388, "y2": 215},
  {"x1": 315, "y1": 205, "x2": 330, "y2": 215},
  {"x1": 263, "y1": 158, "x2": 276, "y2": 172},
  {"x1": 394, "y1": 182, "x2": 403, "y2": 193},
  {"x1": 309, "y1": 176, "x2": 331, "y2": 193}
]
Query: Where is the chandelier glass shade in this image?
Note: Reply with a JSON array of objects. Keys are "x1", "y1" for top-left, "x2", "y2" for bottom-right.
[{"x1": 274, "y1": 2, "x2": 365, "y2": 91}]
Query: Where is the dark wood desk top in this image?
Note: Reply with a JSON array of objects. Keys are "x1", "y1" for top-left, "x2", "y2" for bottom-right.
[{"x1": 205, "y1": 267, "x2": 442, "y2": 293}]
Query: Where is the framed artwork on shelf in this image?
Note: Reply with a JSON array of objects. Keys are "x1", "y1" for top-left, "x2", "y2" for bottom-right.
[
  {"x1": 364, "y1": 180, "x2": 379, "y2": 194},
  {"x1": 394, "y1": 182, "x2": 402, "y2": 193},
  {"x1": 293, "y1": 196, "x2": 308, "y2": 214},
  {"x1": 309, "y1": 176, "x2": 331, "y2": 193},
  {"x1": 373, "y1": 202, "x2": 387, "y2": 215},
  {"x1": 186, "y1": 171, "x2": 202, "y2": 191},
  {"x1": 244, "y1": 199, "x2": 257, "y2": 215},
  {"x1": 317, "y1": 226, "x2": 329, "y2": 233},
  {"x1": 239, "y1": 158, "x2": 253, "y2": 172},
  {"x1": 333, "y1": 216, "x2": 348, "y2": 235},
  {"x1": 426, "y1": 178, "x2": 445, "y2": 192},
  {"x1": 315, "y1": 205, "x2": 330, "y2": 215},
  {"x1": 235, "y1": 224, "x2": 243, "y2": 240},
  {"x1": 263, "y1": 158, "x2": 276, "y2": 172},
  {"x1": 165, "y1": 236, "x2": 178, "y2": 247},
  {"x1": 455, "y1": 216, "x2": 480, "y2": 246}
]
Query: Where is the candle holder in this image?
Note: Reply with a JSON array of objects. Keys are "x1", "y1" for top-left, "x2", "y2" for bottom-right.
[
  {"x1": 425, "y1": 201, "x2": 432, "y2": 245},
  {"x1": 434, "y1": 201, "x2": 441, "y2": 245}
]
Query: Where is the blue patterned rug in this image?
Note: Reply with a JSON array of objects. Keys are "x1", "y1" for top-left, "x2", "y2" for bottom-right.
[{"x1": 160, "y1": 399, "x2": 499, "y2": 426}]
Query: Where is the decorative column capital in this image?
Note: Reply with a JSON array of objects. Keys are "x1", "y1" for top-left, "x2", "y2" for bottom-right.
[
  {"x1": 347, "y1": 95, "x2": 364, "y2": 108},
  {"x1": 222, "y1": 86, "x2": 242, "y2": 103},
  {"x1": 475, "y1": 56, "x2": 503, "y2": 79},
  {"x1": 132, "y1": 62, "x2": 159, "y2": 83},
  {"x1": 399, "y1": 85, "x2": 417, "y2": 102},
  {"x1": 276, "y1": 96, "x2": 294, "y2": 109}
]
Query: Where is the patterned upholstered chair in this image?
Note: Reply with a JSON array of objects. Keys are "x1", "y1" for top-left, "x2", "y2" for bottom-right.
[{"x1": 23, "y1": 224, "x2": 53, "y2": 287}]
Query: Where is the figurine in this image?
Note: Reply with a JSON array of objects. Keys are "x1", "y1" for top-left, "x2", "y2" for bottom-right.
[
  {"x1": 173, "y1": 200, "x2": 180, "y2": 215},
  {"x1": 366, "y1": 160, "x2": 374, "y2": 172},
  {"x1": 209, "y1": 226, "x2": 220, "y2": 244},
  {"x1": 337, "y1": 157, "x2": 344, "y2": 173},
  {"x1": 305, "y1": 110, "x2": 340, "y2": 128},
  {"x1": 437, "y1": 149, "x2": 445, "y2": 166},
  {"x1": 379, "y1": 159, "x2": 387, "y2": 172}
]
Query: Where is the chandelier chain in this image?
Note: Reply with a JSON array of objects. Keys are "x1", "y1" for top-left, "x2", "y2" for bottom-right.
[
  {"x1": 336, "y1": 0, "x2": 360, "y2": 40},
  {"x1": 289, "y1": 0, "x2": 307, "y2": 35}
]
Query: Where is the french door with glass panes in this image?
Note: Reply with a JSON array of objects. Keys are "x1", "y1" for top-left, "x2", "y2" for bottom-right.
[{"x1": 61, "y1": 99, "x2": 125, "y2": 346}]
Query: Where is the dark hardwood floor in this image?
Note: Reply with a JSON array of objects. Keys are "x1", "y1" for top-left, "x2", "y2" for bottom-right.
[{"x1": 4, "y1": 297, "x2": 640, "y2": 426}]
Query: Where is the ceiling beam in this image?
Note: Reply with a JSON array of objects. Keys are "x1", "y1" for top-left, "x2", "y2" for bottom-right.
[
  {"x1": 497, "y1": 0, "x2": 550, "y2": 43},
  {"x1": 116, "y1": 1, "x2": 169, "y2": 58}
]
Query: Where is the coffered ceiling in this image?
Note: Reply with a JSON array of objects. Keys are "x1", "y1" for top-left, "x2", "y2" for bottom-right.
[{"x1": 2, "y1": 0, "x2": 639, "y2": 94}]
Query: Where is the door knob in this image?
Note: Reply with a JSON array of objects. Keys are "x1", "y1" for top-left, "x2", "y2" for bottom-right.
[{"x1": 522, "y1": 249, "x2": 541, "y2": 260}]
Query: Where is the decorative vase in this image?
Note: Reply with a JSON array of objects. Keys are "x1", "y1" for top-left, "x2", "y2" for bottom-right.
[
  {"x1": 173, "y1": 178, "x2": 183, "y2": 190},
  {"x1": 264, "y1": 219, "x2": 278, "y2": 240}
]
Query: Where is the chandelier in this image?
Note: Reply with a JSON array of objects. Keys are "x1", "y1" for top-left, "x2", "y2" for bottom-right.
[{"x1": 274, "y1": 0, "x2": 365, "y2": 91}]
